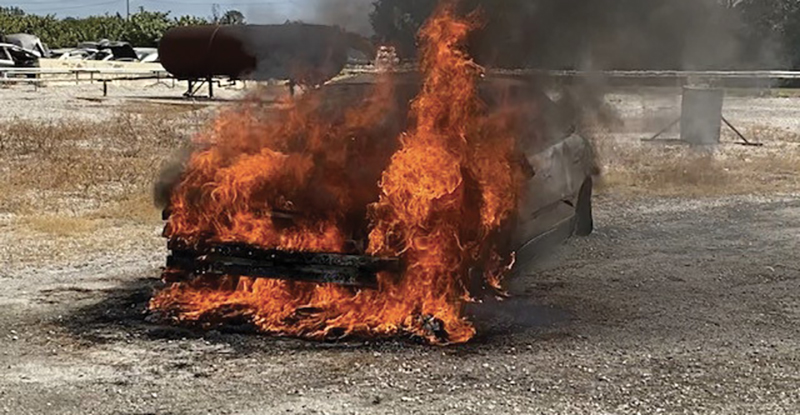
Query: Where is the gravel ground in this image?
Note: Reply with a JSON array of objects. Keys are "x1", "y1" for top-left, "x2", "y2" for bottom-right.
[
  {"x1": 607, "y1": 87, "x2": 800, "y2": 135},
  {"x1": 1, "y1": 193, "x2": 798, "y2": 414},
  {"x1": 0, "y1": 85, "x2": 798, "y2": 414},
  {"x1": 0, "y1": 81, "x2": 252, "y2": 123}
]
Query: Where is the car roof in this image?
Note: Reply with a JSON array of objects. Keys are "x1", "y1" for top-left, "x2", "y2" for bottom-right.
[{"x1": 327, "y1": 68, "x2": 575, "y2": 142}]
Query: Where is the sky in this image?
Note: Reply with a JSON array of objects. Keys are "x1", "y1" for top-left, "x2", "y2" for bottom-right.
[{"x1": 0, "y1": 0, "x2": 373, "y2": 32}]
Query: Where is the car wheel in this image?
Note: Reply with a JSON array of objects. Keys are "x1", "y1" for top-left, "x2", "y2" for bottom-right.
[{"x1": 574, "y1": 178, "x2": 594, "y2": 237}]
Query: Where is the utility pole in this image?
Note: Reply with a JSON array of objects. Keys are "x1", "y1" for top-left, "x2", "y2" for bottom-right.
[{"x1": 126, "y1": 0, "x2": 130, "y2": 20}]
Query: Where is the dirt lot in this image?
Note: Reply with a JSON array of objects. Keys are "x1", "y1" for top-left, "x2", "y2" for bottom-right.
[{"x1": 0, "y1": 83, "x2": 798, "y2": 414}]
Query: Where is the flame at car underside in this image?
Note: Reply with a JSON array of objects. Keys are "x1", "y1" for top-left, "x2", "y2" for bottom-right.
[{"x1": 149, "y1": 3, "x2": 525, "y2": 344}]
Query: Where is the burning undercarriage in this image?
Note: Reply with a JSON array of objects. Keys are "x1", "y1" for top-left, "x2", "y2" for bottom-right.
[
  {"x1": 150, "y1": 5, "x2": 596, "y2": 344},
  {"x1": 165, "y1": 240, "x2": 401, "y2": 289}
]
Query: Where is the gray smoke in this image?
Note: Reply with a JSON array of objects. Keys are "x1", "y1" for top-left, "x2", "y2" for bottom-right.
[
  {"x1": 153, "y1": 147, "x2": 193, "y2": 210},
  {"x1": 246, "y1": 0, "x2": 373, "y2": 36},
  {"x1": 309, "y1": 0, "x2": 374, "y2": 35},
  {"x1": 467, "y1": 0, "x2": 782, "y2": 70},
  {"x1": 348, "y1": 0, "x2": 782, "y2": 70}
]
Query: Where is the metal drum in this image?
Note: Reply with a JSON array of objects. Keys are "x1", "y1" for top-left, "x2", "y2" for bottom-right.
[
  {"x1": 159, "y1": 24, "x2": 372, "y2": 85},
  {"x1": 681, "y1": 86, "x2": 724, "y2": 145}
]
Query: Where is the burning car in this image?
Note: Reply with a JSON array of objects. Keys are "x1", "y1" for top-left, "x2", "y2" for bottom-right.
[
  {"x1": 317, "y1": 70, "x2": 597, "y2": 265},
  {"x1": 151, "y1": 7, "x2": 596, "y2": 344}
]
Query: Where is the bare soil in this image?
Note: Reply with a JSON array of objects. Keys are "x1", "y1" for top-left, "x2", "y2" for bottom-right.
[{"x1": 0, "y1": 84, "x2": 798, "y2": 414}]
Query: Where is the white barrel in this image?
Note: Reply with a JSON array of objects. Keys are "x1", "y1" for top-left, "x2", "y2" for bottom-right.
[{"x1": 681, "y1": 87, "x2": 724, "y2": 145}]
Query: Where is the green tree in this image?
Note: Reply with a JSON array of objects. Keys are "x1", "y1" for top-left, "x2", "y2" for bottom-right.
[
  {"x1": 736, "y1": 0, "x2": 800, "y2": 67},
  {"x1": 219, "y1": 9, "x2": 246, "y2": 25},
  {"x1": 125, "y1": 9, "x2": 172, "y2": 46},
  {"x1": 369, "y1": 0, "x2": 437, "y2": 58},
  {"x1": 0, "y1": 6, "x2": 25, "y2": 16},
  {"x1": 174, "y1": 15, "x2": 210, "y2": 27},
  {"x1": 0, "y1": 7, "x2": 209, "y2": 48}
]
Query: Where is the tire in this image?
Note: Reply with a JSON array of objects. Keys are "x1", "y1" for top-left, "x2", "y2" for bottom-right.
[{"x1": 574, "y1": 178, "x2": 594, "y2": 237}]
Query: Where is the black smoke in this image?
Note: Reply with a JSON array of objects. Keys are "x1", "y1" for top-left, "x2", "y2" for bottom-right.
[{"x1": 371, "y1": 0, "x2": 787, "y2": 70}]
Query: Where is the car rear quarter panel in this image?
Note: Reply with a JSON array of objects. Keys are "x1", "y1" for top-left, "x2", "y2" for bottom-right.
[{"x1": 514, "y1": 133, "x2": 594, "y2": 247}]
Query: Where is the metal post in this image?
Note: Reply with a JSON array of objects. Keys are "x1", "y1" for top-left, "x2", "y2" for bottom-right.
[{"x1": 722, "y1": 116, "x2": 762, "y2": 147}]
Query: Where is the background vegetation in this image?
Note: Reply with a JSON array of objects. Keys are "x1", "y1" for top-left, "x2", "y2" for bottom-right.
[{"x1": 0, "y1": 5, "x2": 243, "y2": 48}]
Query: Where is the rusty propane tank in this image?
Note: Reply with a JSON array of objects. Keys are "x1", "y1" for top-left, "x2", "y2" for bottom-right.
[{"x1": 159, "y1": 24, "x2": 373, "y2": 85}]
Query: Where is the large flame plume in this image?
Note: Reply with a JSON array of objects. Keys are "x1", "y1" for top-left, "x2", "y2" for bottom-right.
[{"x1": 149, "y1": 3, "x2": 524, "y2": 344}]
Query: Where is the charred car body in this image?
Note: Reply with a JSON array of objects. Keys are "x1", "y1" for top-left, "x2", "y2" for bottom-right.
[{"x1": 162, "y1": 69, "x2": 597, "y2": 292}]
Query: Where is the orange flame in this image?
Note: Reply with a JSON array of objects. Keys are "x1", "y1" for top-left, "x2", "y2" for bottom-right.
[{"x1": 149, "y1": 3, "x2": 523, "y2": 345}]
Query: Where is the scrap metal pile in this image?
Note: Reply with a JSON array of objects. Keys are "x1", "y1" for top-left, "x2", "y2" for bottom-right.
[
  {"x1": 0, "y1": 33, "x2": 159, "y2": 71},
  {"x1": 0, "y1": 33, "x2": 45, "y2": 69},
  {"x1": 51, "y1": 40, "x2": 158, "y2": 63}
]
